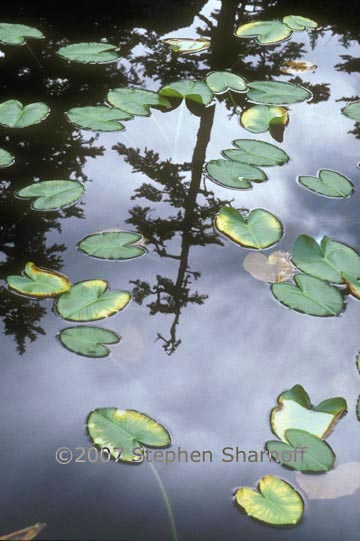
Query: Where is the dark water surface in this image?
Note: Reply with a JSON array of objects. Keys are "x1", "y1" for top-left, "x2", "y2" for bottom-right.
[{"x1": 0, "y1": 1, "x2": 359, "y2": 540}]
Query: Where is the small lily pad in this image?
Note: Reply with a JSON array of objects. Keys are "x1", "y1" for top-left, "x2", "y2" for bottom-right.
[
  {"x1": 0, "y1": 100, "x2": 50, "y2": 128},
  {"x1": 341, "y1": 273, "x2": 360, "y2": 300},
  {"x1": 87, "y1": 408, "x2": 171, "y2": 463},
  {"x1": 17, "y1": 180, "x2": 84, "y2": 211},
  {"x1": 241, "y1": 105, "x2": 288, "y2": 134},
  {"x1": 235, "y1": 474, "x2": 304, "y2": 526},
  {"x1": 205, "y1": 71, "x2": 247, "y2": 94},
  {"x1": 66, "y1": 106, "x2": 133, "y2": 132},
  {"x1": 205, "y1": 159, "x2": 267, "y2": 189},
  {"x1": 235, "y1": 20, "x2": 292, "y2": 45},
  {"x1": 161, "y1": 37, "x2": 210, "y2": 54},
  {"x1": 0, "y1": 147, "x2": 14, "y2": 168},
  {"x1": 78, "y1": 230, "x2": 147, "y2": 260},
  {"x1": 247, "y1": 81, "x2": 312, "y2": 105},
  {"x1": 107, "y1": 88, "x2": 170, "y2": 117},
  {"x1": 215, "y1": 206, "x2": 283, "y2": 249},
  {"x1": 223, "y1": 139, "x2": 289, "y2": 166},
  {"x1": 57, "y1": 42, "x2": 119, "y2": 64},
  {"x1": 159, "y1": 80, "x2": 213, "y2": 106},
  {"x1": 342, "y1": 101, "x2": 360, "y2": 121},
  {"x1": 59, "y1": 326, "x2": 120, "y2": 358},
  {"x1": 6, "y1": 262, "x2": 71, "y2": 298},
  {"x1": 298, "y1": 169, "x2": 354, "y2": 198},
  {"x1": 244, "y1": 251, "x2": 296, "y2": 283},
  {"x1": 282, "y1": 15, "x2": 318, "y2": 31},
  {"x1": 0, "y1": 23, "x2": 44, "y2": 45},
  {"x1": 280, "y1": 60, "x2": 317, "y2": 75}
]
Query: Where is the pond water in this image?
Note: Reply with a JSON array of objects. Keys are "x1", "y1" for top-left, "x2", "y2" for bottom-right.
[{"x1": 0, "y1": 1, "x2": 359, "y2": 540}]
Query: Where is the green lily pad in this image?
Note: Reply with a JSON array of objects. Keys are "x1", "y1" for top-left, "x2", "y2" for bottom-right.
[
  {"x1": 59, "y1": 326, "x2": 120, "y2": 358},
  {"x1": 282, "y1": 15, "x2": 318, "y2": 31},
  {"x1": 298, "y1": 169, "x2": 354, "y2": 198},
  {"x1": 56, "y1": 279, "x2": 131, "y2": 322},
  {"x1": 107, "y1": 88, "x2": 170, "y2": 117},
  {"x1": 222, "y1": 139, "x2": 289, "y2": 166},
  {"x1": 292, "y1": 235, "x2": 360, "y2": 284},
  {"x1": 215, "y1": 206, "x2": 283, "y2": 249},
  {"x1": 271, "y1": 384, "x2": 347, "y2": 442},
  {"x1": 78, "y1": 230, "x2": 147, "y2": 260},
  {"x1": 247, "y1": 81, "x2": 312, "y2": 105},
  {"x1": 342, "y1": 101, "x2": 360, "y2": 121},
  {"x1": 341, "y1": 273, "x2": 360, "y2": 300},
  {"x1": 159, "y1": 80, "x2": 213, "y2": 106},
  {"x1": 57, "y1": 42, "x2": 119, "y2": 64},
  {"x1": 205, "y1": 159, "x2": 267, "y2": 189},
  {"x1": 161, "y1": 37, "x2": 210, "y2": 54},
  {"x1": 235, "y1": 474, "x2": 304, "y2": 526},
  {"x1": 0, "y1": 100, "x2": 50, "y2": 128},
  {"x1": 266, "y1": 429, "x2": 335, "y2": 472},
  {"x1": 0, "y1": 147, "x2": 14, "y2": 168},
  {"x1": 272, "y1": 274, "x2": 344, "y2": 316},
  {"x1": 235, "y1": 20, "x2": 292, "y2": 45},
  {"x1": 87, "y1": 408, "x2": 171, "y2": 463},
  {"x1": 6, "y1": 262, "x2": 71, "y2": 298},
  {"x1": 66, "y1": 106, "x2": 133, "y2": 132},
  {"x1": 17, "y1": 180, "x2": 84, "y2": 211},
  {"x1": 205, "y1": 71, "x2": 247, "y2": 94},
  {"x1": 0, "y1": 23, "x2": 44, "y2": 45},
  {"x1": 241, "y1": 105, "x2": 288, "y2": 134}
]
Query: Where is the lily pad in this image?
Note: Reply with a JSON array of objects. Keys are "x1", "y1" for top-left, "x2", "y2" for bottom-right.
[
  {"x1": 87, "y1": 408, "x2": 171, "y2": 463},
  {"x1": 341, "y1": 273, "x2": 360, "y2": 300},
  {"x1": 247, "y1": 81, "x2": 312, "y2": 105},
  {"x1": 266, "y1": 429, "x2": 335, "y2": 472},
  {"x1": 243, "y1": 251, "x2": 296, "y2": 283},
  {"x1": 78, "y1": 230, "x2": 147, "y2": 260},
  {"x1": 57, "y1": 42, "x2": 119, "y2": 64},
  {"x1": 342, "y1": 101, "x2": 360, "y2": 121},
  {"x1": 0, "y1": 100, "x2": 50, "y2": 128},
  {"x1": 282, "y1": 15, "x2": 318, "y2": 31},
  {"x1": 0, "y1": 147, "x2": 14, "y2": 168},
  {"x1": 235, "y1": 474, "x2": 304, "y2": 526},
  {"x1": 205, "y1": 159, "x2": 267, "y2": 189},
  {"x1": 59, "y1": 326, "x2": 120, "y2": 358},
  {"x1": 55, "y1": 279, "x2": 131, "y2": 322},
  {"x1": 298, "y1": 169, "x2": 354, "y2": 198},
  {"x1": 159, "y1": 80, "x2": 213, "y2": 106},
  {"x1": 222, "y1": 139, "x2": 289, "y2": 166},
  {"x1": 17, "y1": 180, "x2": 84, "y2": 211},
  {"x1": 0, "y1": 23, "x2": 44, "y2": 45},
  {"x1": 107, "y1": 88, "x2": 170, "y2": 117},
  {"x1": 161, "y1": 37, "x2": 210, "y2": 54},
  {"x1": 205, "y1": 71, "x2": 247, "y2": 94},
  {"x1": 215, "y1": 206, "x2": 283, "y2": 249},
  {"x1": 241, "y1": 105, "x2": 288, "y2": 134},
  {"x1": 272, "y1": 274, "x2": 344, "y2": 316},
  {"x1": 292, "y1": 235, "x2": 360, "y2": 284},
  {"x1": 6, "y1": 262, "x2": 71, "y2": 298},
  {"x1": 66, "y1": 106, "x2": 133, "y2": 132},
  {"x1": 296, "y1": 462, "x2": 360, "y2": 500},
  {"x1": 235, "y1": 20, "x2": 292, "y2": 45},
  {"x1": 280, "y1": 60, "x2": 317, "y2": 75}
]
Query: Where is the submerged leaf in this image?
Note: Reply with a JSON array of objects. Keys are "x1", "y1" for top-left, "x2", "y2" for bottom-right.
[
  {"x1": 159, "y1": 80, "x2": 213, "y2": 106},
  {"x1": 0, "y1": 147, "x2": 14, "y2": 168},
  {"x1": 205, "y1": 159, "x2": 267, "y2": 189},
  {"x1": 298, "y1": 169, "x2": 354, "y2": 198},
  {"x1": 0, "y1": 100, "x2": 50, "y2": 128},
  {"x1": 241, "y1": 105, "x2": 288, "y2": 134},
  {"x1": 296, "y1": 462, "x2": 360, "y2": 500},
  {"x1": 205, "y1": 71, "x2": 247, "y2": 94},
  {"x1": 342, "y1": 101, "x2": 360, "y2": 121},
  {"x1": 280, "y1": 60, "x2": 317, "y2": 75},
  {"x1": 244, "y1": 251, "x2": 296, "y2": 283},
  {"x1": 0, "y1": 23, "x2": 44, "y2": 45},
  {"x1": 235, "y1": 20, "x2": 292, "y2": 45},
  {"x1": 107, "y1": 88, "x2": 170, "y2": 117},
  {"x1": 247, "y1": 81, "x2": 312, "y2": 105},
  {"x1": 7, "y1": 262, "x2": 71, "y2": 298},
  {"x1": 223, "y1": 139, "x2": 289, "y2": 166},
  {"x1": 341, "y1": 273, "x2": 360, "y2": 300},
  {"x1": 0, "y1": 522, "x2": 47, "y2": 540},
  {"x1": 59, "y1": 326, "x2": 120, "y2": 358},
  {"x1": 57, "y1": 42, "x2": 119, "y2": 64},
  {"x1": 282, "y1": 15, "x2": 318, "y2": 31},
  {"x1": 161, "y1": 37, "x2": 210, "y2": 54},
  {"x1": 17, "y1": 180, "x2": 84, "y2": 210},
  {"x1": 235, "y1": 474, "x2": 304, "y2": 526},
  {"x1": 78, "y1": 230, "x2": 147, "y2": 260},
  {"x1": 66, "y1": 106, "x2": 132, "y2": 132},
  {"x1": 87, "y1": 408, "x2": 171, "y2": 463}
]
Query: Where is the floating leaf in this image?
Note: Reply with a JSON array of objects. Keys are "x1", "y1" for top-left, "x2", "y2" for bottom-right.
[
  {"x1": 296, "y1": 462, "x2": 360, "y2": 500},
  {"x1": 87, "y1": 408, "x2": 171, "y2": 463},
  {"x1": 292, "y1": 235, "x2": 360, "y2": 284},
  {"x1": 280, "y1": 60, "x2": 317, "y2": 75},
  {"x1": 78, "y1": 230, "x2": 147, "y2": 260},
  {"x1": 66, "y1": 106, "x2": 132, "y2": 132},
  {"x1": 107, "y1": 88, "x2": 170, "y2": 117},
  {"x1": 342, "y1": 101, "x2": 360, "y2": 121},
  {"x1": 57, "y1": 42, "x2": 119, "y2": 64},
  {"x1": 159, "y1": 80, "x2": 213, "y2": 106},
  {"x1": 235, "y1": 20, "x2": 292, "y2": 45},
  {"x1": 266, "y1": 429, "x2": 335, "y2": 472},
  {"x1": 205, "y1": 71, "x2": 247, "y2": 94},
  {"x1": 0, "y1": 100, "x2": 50, "y2": 128},
  {"x1": 282, "y1": 15, "x2": 318, "y2": 31},
  {"x1": 6, "y1": 262, "x2": 71, "y2": 298},
  {"x1": 161, "y1": 37, "x2": 210, "y2": 54},
  {"x1": 56, "y1": 279, "x2": 131, "y2": 322},
  {"x1": 235, "y1": 474, "x2": 304, "y2": 526},
  {"x1": 247, "y1": 81, "x2": 312, "y2": 105},
  {"x1": 222, "y1": 139, "x2": 289, "y2": 166},
  {"x1": 205, "y1": 159, "x2": 267, "y2": 189},
  {"x1": 241, "y1": 105, "x2": 288, "y2": 134},
  {"x1": 341, "y1": 273, "x2": 360, "y2": 300},
  {"x1": 0, "y1": 147, "x2": 14, "y2": 168},
  {"x1": 0, "y1": 522, "x2": 47, "y2": 541},
  {"x1": 0, "y1": 23, "x2": 44, "y2": 45},
  {"x1": 59, "y1": 326, "x2": 120, "y2": 358},
  {"x1": 298, "y1": 169, "x2": 354, "y2": 198},
  {"x1": 271, "y1": 384, "x2": 347, "y2": 442},
  {"x1": 244, "y1": 251, "x2": 296, "y2": 283},
  {"x1": 17, "y1": 180, "x2": 84, "y2": 210},
  {"x1": 215, "y1": 206, "x2": 283, "y2": 249}
]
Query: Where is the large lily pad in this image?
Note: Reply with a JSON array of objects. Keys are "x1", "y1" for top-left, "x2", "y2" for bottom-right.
[
  {"x1": 161, "y1": 37, "x2": 210, "y2": 54},
  {"x1": 272, "y1": 274, "x2": 344, "y2": 316},
  {"x1": 0, "y1": 147, "x2": 14, "y2": 168},
  {"x1": 342, "y1": 101, "x2": 360, "y2": 121},
  {"x1": 55, "y1": 279, "x2": 131, "y2": 322},
  {"x1": 0, "y1": 100, "x2": 50, "y2": 128},
  {"x1": 205, "y1": 71, "x2": 247, "y2": 94},
  {"x1": 0, "y1": 23, "x2": 44, "y2": 45},
  {"x1": 205, "y1": 159, "x2": 267, "y2": 189},
  {"x1": 78, "y1": 230, "x2": 147, "y2": 260},
  {"x1": 215, "y1": 206, "x2": 283, "y2": 249},
  {"x1": 292, "y1": 235, "x2": 360, "y2": 284},
  {"x1": 57, "y1": 42, "x2": 119, "y2": 64},
  {"x1": 235, "y1": 474, "x2": 304, "y2": 526},
  {"x1": 282, "y1": 15, "x2": 318, "y2": 31},
  {"x1": 17, "y1": 180, "x2": 84, "y2": 210},
  {"x1": 222, "y1": 139, "x2": 289, "y2": 166},
  {"x1": 87, "y1": 408, "x2": 171, "y2": 463},
  {"x1": 159, "y1": 80, "x2": 213, "y2": 106},
  {"x1": 241, "y1": 105, "x2": 288, "y2": 134},
  {"x1": 66, "y1": 106, "x2": 132, "y2": 132},
  {"x1": 235, "y1": 20, "x2": 292, "y2": 45},
  {"x1": 59, "y1": 326, "x2": 120, "y2": 358},
  {"x1": 247, "y1": 81, "x2": 312, "y2": 105},
  {"x1": 244, "y1": 251, "x2": 296, "y2": 283},
  {"x1": 6, "y1": 262, "x2": 71, "y2": 298},
  {"x1": 107, "y1": 88, "x2": 170, "y2": 117},
  {"x1": 298, "y1": 169, "x2": 354, "y2": 198}
]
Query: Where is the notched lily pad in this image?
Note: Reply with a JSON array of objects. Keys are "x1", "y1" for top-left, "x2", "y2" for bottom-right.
[
  {"x1": 244, "y1": 251, "x2": 296, "y2": 283},
  {"x1": 107, "y1": 88, "x2": 170, "y2": 117},
  {"x1": 205, "y1": 71, "x2": 247, "y2": 94},
  {"x1": 57, "y1": 42, "x2": 119, "y2": 64},
  {"x1": 205, "y1": 159, "x2": 267, "y2": 190},
  {"x1": 159, "y1": 80, "x2": 213, "y2": 106},
  {"x1": 66, "y1": 106, "x2": 133, "y2": 132},
  {"x1": 342, "y1": 101, "x2": 360, "y2": 121},
  {"x1": 17, "y1": 180, "x2": 84, "y2": 210},
  {"x1": 0, "y1": 100, "x2": 50, "y2": 128},
  {"x1": 161, "y1": 37, "x2": 210, "y2": 54},
  {"x1": 235, "y1": 20, "x2": 292, "y2": 45},
  {"x1": 280, "y1": 60, "x2": 317, "y2": 75},
  {"x1": 241, "y1": 105, "x2": 288, "y2": 138},
  {"x1": 0, "y1": 147, "x2": 15, "y2": 168},
  {"x1": 59, "y1": 326, "x2": 120, "y2": 358},
  {"x1": 78, "y1": 230, "x2": 147, "y2": 260},
  {"x1": 0, "y1": 23, "x2": 44, "y2": 45},
  {"x1": 246, "y1": 81, "x2": 312, "y2": 105},
  {"x1": 6, "y1": 262, "x2": 71, "y2": 298},
  {"x1": 282, "y1": 15, "x2": 318, "y2": 31},
  {"x1": 298, "y1": 169, "x2": 354, "y2": 198},
  {"x1": 296, "y1": 462, "x2": 360, "y2": 500},
  {"x1": 223, "y1": 139, "x2": 289, "y2": 166}
]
